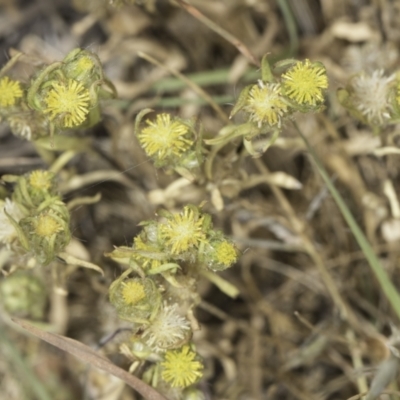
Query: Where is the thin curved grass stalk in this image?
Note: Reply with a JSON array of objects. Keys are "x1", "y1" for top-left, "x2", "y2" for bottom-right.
[
  {"x1": 138, "y1": 51, "x2": 230, "y2": 124},
  {"x1": 294, "y1": 121, "x2": 400, "y2": 321},
  {"x1": 175, "y1": 0, "x2": 260, "y2": 67},
  {"x1": 11, "y1": 318, "x2": 168, "y2": 400}
]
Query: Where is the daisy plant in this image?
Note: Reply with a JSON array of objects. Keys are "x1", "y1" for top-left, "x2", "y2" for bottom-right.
[
  {"x1": 204, "y1": 55, "x2": 329, "y2": 178},
  {"x1": 106, "y1": 204, "x2": 238, "y2": 394},
  {"x1": 0, "y1": 48, "x2": 117, "y2": 145},
  {"x1": 135, "y1": 109, "x2": 205, "y2": 180},
  {"x1": 0, "y1": 169, "x2": 103, "y2": 273}
]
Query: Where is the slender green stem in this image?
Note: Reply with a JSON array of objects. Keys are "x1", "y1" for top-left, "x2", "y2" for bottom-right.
[
  {"x1": 276, "y1": 0, "x2": 299, "y2": 57},
  {"x1": 295, "y1": 122, "x2": 400, "y2": 320}
]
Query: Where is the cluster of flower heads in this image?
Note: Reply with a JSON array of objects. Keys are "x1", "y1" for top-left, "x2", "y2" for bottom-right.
[
  {"x1": 0, "y1": 48, "x2": 116, "y2": 141},
  {"x1": 0, "y1": 170, "x2": 71, "y2": 266},
  {"x1": 205, "y1": 57, "x2": 329, "y2": 157},
  {"x1": 337, "y1": 69, "x2": 400, "y2": 131},
  {"x1": 232, "y1": 58, "x2": 328, "y2": 128},
  {"x1": 135, "y1": 109, "x2": 203, "y2": 171},
  {"x1": 106, "y1": 205, "x2": 238, "y2": 395}
]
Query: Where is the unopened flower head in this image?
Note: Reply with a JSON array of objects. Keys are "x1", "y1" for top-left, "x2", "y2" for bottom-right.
[
  {"x1": 281, "y1": 59, "x2": 328, "y2": 107},
  {"x1": 0, "y1": 77, "x2": 23, "y2": 107},
  {"x1": 109, "y1": 277, "x2": 161, "y2": 323},
  {"x1": 350, "y1": 70, "x2": 394, "y2": 126},
  {"x1": 161, "y1": 345, "x2": 203, "y2": 388},
  {"x1": 244, "y1": 82, "x2": 288, "y2": 128},
  {"x1": 142, "y1": 302, "x2": 191, "y2": 352},
  {"x1": 0, "y1": 273, "x2": 47, "y2": 319},
  {"x1": 19, "y1": 206, "x2": 71, "y2": 265},
  {"x1": 64, "y1": 52, "x2": 96, "y2": 82},
  {"x1": 29, "y1": 170, "x2": 54, "y2": 191},
  {"x1": 213, "y1": 240, "x2": 237, "y2": 268},
  {"x1": 44, "y1": 79, "x2": 90, "y2": 128},
  {"x1": 159, "y1": 207, "x2": 206, "y2": 255},
  {"x1": 34, "y1": 214, "x2": 63, "y2": 238},
  {"x1": 121, "y1": 280, "x2": 146, "y2": 305},
  {"x1": 137, "y1": 114, "x2": 192, "y2": 162},
  {"x1": 0, "y1": 198, "x2": 24, "y2": 244}
]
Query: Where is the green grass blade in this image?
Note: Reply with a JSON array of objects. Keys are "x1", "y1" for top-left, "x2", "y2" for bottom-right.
[{"x1": 295, "y1": 122, "x2": 400, "y2": 320}]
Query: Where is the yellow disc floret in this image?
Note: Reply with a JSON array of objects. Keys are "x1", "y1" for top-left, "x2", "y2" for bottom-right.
[
  {"x1": 214, "y1": 241, "x2": 237, "y2": 267},
  {"x1": 0, "y1": 77, "x2": 23, "y2": 107},
  {"x1": 29, "y1": 170, "x2": 53, "y2": 190},
  {"x1": 44, "y1": 79, "x2": 90, "y2": 127},
  {"x1": 137, "y1": 114, "x2": 191, "y2": 161},
  {"x1": 159, "y1": 207, "x2": 206, "y2": 255},
  {"x1": 161, "y1": 345, "x2": 203, "y2": 388},
  {"x1": 121, "y1": 281, "x2": 146, "y2": 305},
  {"x1": 281, "y1": 59, "x2": 328, "y2": 106},
  {"x1": 35, "y1": 214, "x2": 62, "y2": 237},
  {"x1": 245, "y1": 83, "x2": 288, "y2": 127}
]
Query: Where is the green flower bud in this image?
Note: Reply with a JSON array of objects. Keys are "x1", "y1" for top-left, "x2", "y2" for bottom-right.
[
  {"x1": 109, "y1": 277, "x2": 162, "y2": 324},
  {"x1": 0, "y1": 273, "x2": 47, "y2": 319},
  {"x1": 12, "y1": 170, "x2": 57, "y2": 212},
  {"x1": 19, "y1": 203, "x2": 71, "y2": 265}
]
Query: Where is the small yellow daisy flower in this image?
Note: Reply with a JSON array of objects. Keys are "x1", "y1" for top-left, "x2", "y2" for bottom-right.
[
  {"x1": 214, "y1": 240, "x2": 237, "y2": 267},
  {"x1": 44, "y1": 79, "x2": 90, "y2": 127},
  {"x1": 245, "y1": 82, "x2": 288, "y2": 127},
  {"x1": 0, "y1": 77, "x2": 23, "y2": 107},
  {"x1": 29, "y1": 170, "x2": 53, "y2": 191},
  {"x1": 121, "y1": 281, "x2": 146, "y2": 305},
  {"x1": 159, "y1": 207, "x2": 206, "y2": 255},
  {"x1": 137, "y1": 114, "x2": 192, "y2": 161},
  {"x1": 161, "y1": 345, "x2": 203, "y2": 388},
  {"x1": 35, "y1": 214, "x2": 62, "y2": 238},
  {"x1": 281, "y1": 59, "x2": 328, "y2": 106}
]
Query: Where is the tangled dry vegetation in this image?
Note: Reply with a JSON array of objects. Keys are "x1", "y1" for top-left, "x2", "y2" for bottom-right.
[{"x1": 2, "y1": 0, "x2": 400, "y2": 399}]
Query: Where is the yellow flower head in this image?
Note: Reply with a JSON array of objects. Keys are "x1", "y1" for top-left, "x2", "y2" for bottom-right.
[
  {"x1": 35, "y1": 214, "x2": 62, "y2": 237},
  {"x1": 161, "y1": 345, "x2": 203, "y2": 388},
  {"x1": 121, "y1": 280, "x2": 146, "y2": 305},
  {"x1": 29, "y1": 170, "x2": 53, "y2": 191},
  {"x1": 137, "y1": 114, "x2": 192, "y2": 161},
  {"x1": 159, "y1": 207, "x2": 206, "y2": 255},
  {"x1": 214, "y1": 240, "x2": 237, "y2": 267},
  {"x1": 281, "y1": 59, "x2": 328, "y2": 106},
  {"x1": 0, "y1": 77, "x2": 23, "y2": 107},
  {"x1": 44, "y1": 79, "x2": 90, "y2": 127},
  {"x1": 245, "y1": 83, "x2": 288, "y2": 128}
]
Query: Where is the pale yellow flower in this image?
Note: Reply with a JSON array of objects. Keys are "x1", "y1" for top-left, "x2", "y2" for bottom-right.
[
  {"x1": 137, "y1": 114, "x2": 191, "y2": 161},
  {"x1": 44, "y1": 79, "x2": 90, "y2": 127},
  {"x1": 0, "y1": 77, "x2": 23, "y2": 107},
  {"x1": 161, "y1": 345, "x2": 203, "y2": 388},
  {"x1": 281, "y1": 59, "x2": 328, "y2": 106}
]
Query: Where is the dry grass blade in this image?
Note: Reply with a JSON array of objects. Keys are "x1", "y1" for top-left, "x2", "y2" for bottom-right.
[
  {"x1": 174, "y1": 0, "x2": 260, "y2": 67},
  {"x1": 11, "y1": 318, "x2": 168, "y2": 400}
]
